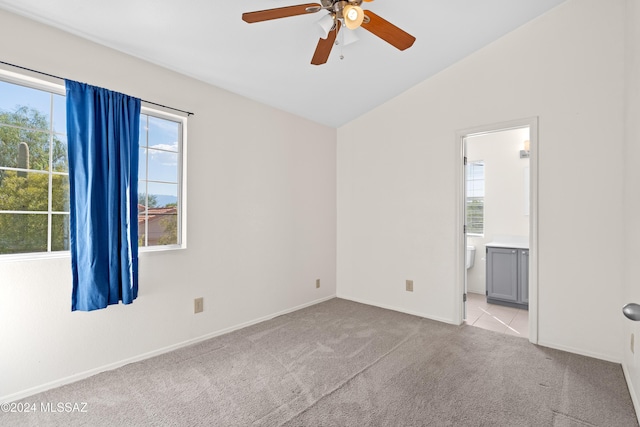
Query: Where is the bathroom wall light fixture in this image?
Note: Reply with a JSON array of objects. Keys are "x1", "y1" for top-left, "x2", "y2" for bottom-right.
[{"x1": 520, "y1": 139, "x2": 530, "y2": 159}]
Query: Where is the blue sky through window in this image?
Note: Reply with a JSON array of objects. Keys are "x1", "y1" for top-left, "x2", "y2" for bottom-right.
[
  {"x1": 139, "y1": 114, "x2": 180, "y2": 203},
  {"x1": 1, "y1": 80, "x2": 180, "y2": 198}
]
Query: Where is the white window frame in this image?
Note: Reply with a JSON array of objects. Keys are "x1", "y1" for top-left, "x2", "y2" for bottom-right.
[
  {"x1": 0, "y1": 68, "x2": 187, "y2": 261},
  {"x1": 138, "y1": 106, "x2": 187, "y2": 252}
]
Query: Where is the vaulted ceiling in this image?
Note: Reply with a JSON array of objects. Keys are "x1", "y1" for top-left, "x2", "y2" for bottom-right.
[{"x1": 0, "y1": 0, "x2": 566, "y2": 127}]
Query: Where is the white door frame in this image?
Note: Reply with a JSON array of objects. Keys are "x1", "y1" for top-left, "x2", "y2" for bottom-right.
[{"x1": 454, "y1": 117, "x2": 539, "y2": 344}]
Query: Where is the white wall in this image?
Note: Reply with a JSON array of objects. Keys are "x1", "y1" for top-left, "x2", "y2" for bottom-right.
[
  {"x1": 623, "y1": 0, "x2": 640, "y2": 414},
  {"x1": 338, "y1": 0, "x2": 625, "y2": 361},
  {"x1": 0, "y1": 10, "x2": 337, "y2": 401},
  {"x1": 466, "y1": 128, "x2": 530, "y2": 294}
]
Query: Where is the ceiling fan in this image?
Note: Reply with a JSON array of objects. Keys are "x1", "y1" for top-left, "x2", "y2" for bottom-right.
[{"x1": 242, "y1": 0, "x2": 416, "y2": 65}]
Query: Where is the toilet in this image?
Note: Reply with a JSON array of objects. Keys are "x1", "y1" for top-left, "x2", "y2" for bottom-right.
[{"x1": 466, "y1": 245, "x2": 476, "y2": 269}]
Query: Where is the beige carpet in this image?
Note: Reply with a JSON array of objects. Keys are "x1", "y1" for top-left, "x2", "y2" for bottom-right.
[{"x1": 1, "y1": 298, "x2": 637, "y2": 426}]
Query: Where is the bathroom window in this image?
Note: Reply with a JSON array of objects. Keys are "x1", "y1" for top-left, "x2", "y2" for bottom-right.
[{"x1": 466, "y1": 160, "x2": 484, "y2": 235}]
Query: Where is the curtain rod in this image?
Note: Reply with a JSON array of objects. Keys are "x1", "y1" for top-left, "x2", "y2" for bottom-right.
[{"x1": 0, "y1": 60, "x2": 194, "y2": 117}]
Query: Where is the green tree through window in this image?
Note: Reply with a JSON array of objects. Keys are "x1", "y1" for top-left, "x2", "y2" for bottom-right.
[{"x1": 0, "y1": 105, "x2": 69, "y2": 255}]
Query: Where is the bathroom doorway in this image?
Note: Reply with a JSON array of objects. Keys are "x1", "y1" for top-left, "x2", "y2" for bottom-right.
[{"x1": 457, "y1": 118, "x2": 538, "y2": 343}]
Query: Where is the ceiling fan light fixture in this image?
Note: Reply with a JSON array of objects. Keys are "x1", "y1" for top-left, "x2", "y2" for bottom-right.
[
  {"x1": 342, "y1": 4, "x2": 364, "y2": 30},
  {"x1": 342, "y1": 27, "x2": 359, "y2": 45},
  {"x1": 317, "y1": 14, "x2": 336, "y2": 39}
]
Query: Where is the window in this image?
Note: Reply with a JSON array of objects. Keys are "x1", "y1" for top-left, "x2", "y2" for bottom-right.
[
  {"x1": 0, "y1": 78, "x2": 69, "y2": 255},
  {"x1": 137, "y1": 113, "x2": 183, "y2": 247},
  {"x1": 466, "y1": 160, "x2": 484, "y2": 235},
  {"x1": 0, "y1": 71, "x2": 185, "y2": 256}
]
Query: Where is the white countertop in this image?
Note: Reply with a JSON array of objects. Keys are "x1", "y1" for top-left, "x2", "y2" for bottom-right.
[
  {"x1": 485, "y1": 236, "x2": 529, "y2": 250},
  {"x1": 485, "y1": 241, "x2": 529, "y2": 250}
]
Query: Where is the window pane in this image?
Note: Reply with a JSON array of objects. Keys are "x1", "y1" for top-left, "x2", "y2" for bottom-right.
[
  {"x1": 139, "y1": 115, "x2": 148, "y2": 147},
  {"x1": 137, "y1": 209, "x2": 178, "y2": 247},
  {"x1": 147, "y1": 148, "x2": 178, "y2": 183},
  {"x1": 138, "y1": 148, "x2": 147, "y2": 179},
  {"x1": 138, "y1": 216, "x2": 147, "y2": 247},
  {"x1": 52, "y1": 134, "x2": 68, "y2": 173},
  {"x1": 466, "y1": 161, "x2": 484, "y2": 234},
  {"x1": 137, "y1": 182, "x2": 179, "y2": 247},
  {"x1": 0, "y1": 127, "x2": 50, "y2": 170},
  {"x1": 0, "y1": 170, "x2": 49, "y2": 211},
  {"x1": 466, "y1": 198, "x2": 484, "y2": 234},
  {"x1": 0, "y1": 81, "x2": 51, "y2": 129},
  {"x1": 147, "y1": 182, "x2": 178, "y2": 208},
  {"x1": 51, "y1": 173, "x2": 69, "y2": 212},
  {"x1": 51, "y1": 213, "x2": 70, "y2": 251},
  {"x1": 137, "y1": 189, "x2": 148, "y2": 208},
  {"x1": 147, "y1": 213, "x2": 177, "y2": 246},
  {"x1": 148, "y1": 116, "x2": 179, "y2": 152},
  {"x1": 0, "y1": 213, "x2": 47, "y2": 254},
  {"x1": 53, "y1": 94, "x2": 66, "y2": 134}
]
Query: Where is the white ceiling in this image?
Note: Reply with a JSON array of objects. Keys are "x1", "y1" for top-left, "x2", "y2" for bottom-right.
[{"x1": 0, "y1": 0, "x2": 566, "y2": 127}]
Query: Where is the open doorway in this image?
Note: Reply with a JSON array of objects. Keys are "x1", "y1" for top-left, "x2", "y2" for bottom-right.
[{"x1": 456, "y1": 118, "x2": 538, "y2": 343}]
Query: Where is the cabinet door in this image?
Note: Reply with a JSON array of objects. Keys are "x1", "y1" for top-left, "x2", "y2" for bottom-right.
[
  {"x1": 519, "y1": 250, "x2": 529, "y2": 304},
  {"x1": 486, "y1": 247, "x2": 518, "y2": 302}
]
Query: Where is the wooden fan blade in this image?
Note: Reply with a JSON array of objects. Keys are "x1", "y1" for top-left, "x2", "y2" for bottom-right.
[
  {"x1": 311, "y1": 21, "x2": 341, "y2": 65},
  {"x1": 361, "y1": 11, "x2": 415, "y2": 50},
  {"x1": 242, "y1": 3, "x2": 321, "y2": 23}
]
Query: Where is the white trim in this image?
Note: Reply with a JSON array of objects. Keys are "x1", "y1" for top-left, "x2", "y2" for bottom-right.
[
  {"x1": 140, "y1": 105, "x2": 184, "y2": 122},
  {"x1": 0, "y1": 251, "x2": 70, "y2": 263},
  {"x1": 0, "y1": 294, "x2": 336, "y2": 404},
  {"x1": 455, "y1": 117, "x2": 539, "y2": 343},
  {"x1": 337, "y1": 293, "x2": 458, "y2": 325},
  {"x1": 622, "y1": 362, "x2": 640, "y2": 424},
  {"x1": 0, "y1": 67, "x2": 64, "y2": 94}
]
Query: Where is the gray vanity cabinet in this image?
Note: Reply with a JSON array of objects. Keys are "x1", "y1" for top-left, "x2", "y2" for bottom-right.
[{"x1": 486, "y1": 246, "x2": 529, "y2": 309}]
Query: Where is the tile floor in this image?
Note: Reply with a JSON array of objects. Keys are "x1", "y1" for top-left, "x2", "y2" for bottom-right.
[{"x1": 465, "y1": 292, "x2": 529, "y2": 339}]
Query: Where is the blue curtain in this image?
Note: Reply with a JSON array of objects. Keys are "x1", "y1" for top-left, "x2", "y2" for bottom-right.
[{"x1": 66, "y1": 80, "x2": 141, "y2": 311}]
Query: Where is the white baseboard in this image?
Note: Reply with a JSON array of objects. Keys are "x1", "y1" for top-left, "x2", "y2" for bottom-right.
[
  {"x1": 536, "y1": 339, "x2": 622, "y2": 364},
  {"x1": 0, "y1": 294, "x2": 336, "y2": 404},
  {"x1": 336, "y1": 293, "x2": 458, "y2": 325},
  {"x1": 622, "y1": 362, "x2": 640, "y2": 424}
]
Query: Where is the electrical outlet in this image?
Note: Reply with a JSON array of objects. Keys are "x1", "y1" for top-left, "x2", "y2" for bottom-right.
[
  {"x1": 632, "y1": 333, "x2": 635, "y2": 354},
  {"x1": 316, "y1": 279, "x2": 320, "y2": 289},
  {"x1": 194, "y1": 297, "x2": 204, "y2": 314},
  {"x1": 406, "y1": 280, "x2": 413, "y2": 292}
]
